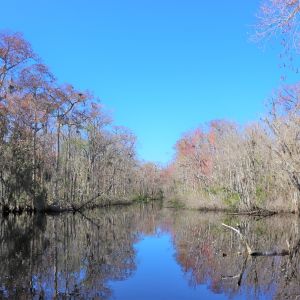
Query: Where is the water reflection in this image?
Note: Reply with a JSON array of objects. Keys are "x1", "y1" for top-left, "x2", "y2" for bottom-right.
[
  {"x1": 0, "y1": 204, "x2": 161, "y2": 299},
  {"x1": 168, "y1": 211, "x2": 300, "y2": 299},
  {"x1": 0, "y1": 204, "x2": 299, "y2": 299}
]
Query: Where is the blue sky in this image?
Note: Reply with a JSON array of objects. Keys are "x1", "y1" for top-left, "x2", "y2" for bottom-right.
[{"x1": 0, "y1": 0, "x2": 291, "y2": 164}]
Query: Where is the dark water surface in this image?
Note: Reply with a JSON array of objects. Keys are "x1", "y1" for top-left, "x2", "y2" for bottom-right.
[{"x1": 0, "y1": 203, "x2": 300, "y2": 299}]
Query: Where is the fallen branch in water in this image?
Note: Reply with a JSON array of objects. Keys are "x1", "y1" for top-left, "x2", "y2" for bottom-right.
[
  {"x1": 44, "y1": 196, "x2": 134, "y2": 214},
  {"x1": 77, "y1": 210, "x2": 101, "y2": 229},
  {"x1": 72, "y1": 192, "x2": 105, "y2": 212},
  {"x1": 222, "y1": 223, "x2": 252, "y2": 255},
  {"x1": 222, "y1": 223, "x2": 290, "y2": 257},
  {"x1": 222, "y1": 256, "x2": 249, "y2": 286}
]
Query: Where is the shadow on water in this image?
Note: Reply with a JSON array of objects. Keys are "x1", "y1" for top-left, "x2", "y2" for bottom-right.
[{"x1": 0, "y1": 203, "x2": 300, "y2": 299}]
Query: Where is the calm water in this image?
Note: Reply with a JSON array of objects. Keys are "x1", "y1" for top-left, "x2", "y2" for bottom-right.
[{"x1": 0, "y1": 203, "x2": 299, "y2": 299}]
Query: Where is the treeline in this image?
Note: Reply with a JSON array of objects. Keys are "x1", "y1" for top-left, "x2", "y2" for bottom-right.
[
  {"x1": 163, "y1": 89, "x2": 300, "y2": 213},
  {"x1": 0, "y1": 31, "x2": 162, "y2": 212},
  {"x1": 162, "y1": 0, "x2": 300, "y2": 214}
]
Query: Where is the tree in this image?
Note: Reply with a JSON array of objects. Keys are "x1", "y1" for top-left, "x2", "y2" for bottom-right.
[
  {"x1": 255, "y1": 1, "x2": 300, "y2": 213},
  {"x1": 0, "y1": 30, "x2": 159, "y2": 212},
  {"x1": 255, "y1": 0, "x2": 300, "y2": 48},
  {"x1": 0, "y1": 31, "x2": 35, "y2": 95}
]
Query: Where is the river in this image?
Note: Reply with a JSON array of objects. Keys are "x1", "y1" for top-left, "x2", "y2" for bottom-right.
[{"x1": 0, "y1": 202, "x2": 299, "y2": 299}]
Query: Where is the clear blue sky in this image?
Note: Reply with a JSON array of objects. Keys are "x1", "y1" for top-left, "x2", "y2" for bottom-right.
[{"x1": 0, "y1": 0, "x2": 289, "y2": 164}]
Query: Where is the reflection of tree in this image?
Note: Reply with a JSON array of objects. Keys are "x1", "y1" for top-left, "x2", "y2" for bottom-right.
[
  {"x1": 0, "y1": 213, "x2": 47, "y2": 299},
  {"x1": 169, "y1": 211, "x2": 300, "y2": 299},
  {"x1": 0, "y1": 203, "x2": 162, "y2": 299},
  {"x1": 1, "y1": 204, "x2": 298, "y2": 299}
]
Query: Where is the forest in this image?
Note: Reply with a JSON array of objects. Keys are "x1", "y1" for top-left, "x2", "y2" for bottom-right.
[
  {"x1": 162, "y1": 0, "x2": 300, "y2": 214},
  {"x1": 0, "y1": 31, "x2": 162, "y2": 213},
  {"x1": 1, "y1": 0, "x2": 300, "y2": 215}
]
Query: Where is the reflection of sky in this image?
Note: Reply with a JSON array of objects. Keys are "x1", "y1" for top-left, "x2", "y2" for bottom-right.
[{"x1": 108, "y1": 230, "x2": 230, "y2": 300}]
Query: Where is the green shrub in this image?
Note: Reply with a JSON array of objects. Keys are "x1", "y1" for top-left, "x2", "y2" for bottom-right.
[
  {"x1": 255, "y1": 186, "x2": 267, "y2": 205},
  {"x1": 223, "y1": 192, "x2": 240, "y2": 209}
]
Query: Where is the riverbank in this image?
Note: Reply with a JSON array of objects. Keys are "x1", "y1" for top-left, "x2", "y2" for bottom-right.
[
  {"x1": 1, "y1": 190, "x2": 296, "y2": 217},
  {"x1": 0, "y1": 194, "x2": 163, "y2": 216},
  {"x1": 164, "y1": 191, "x2": 298, "y2": 215}
]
